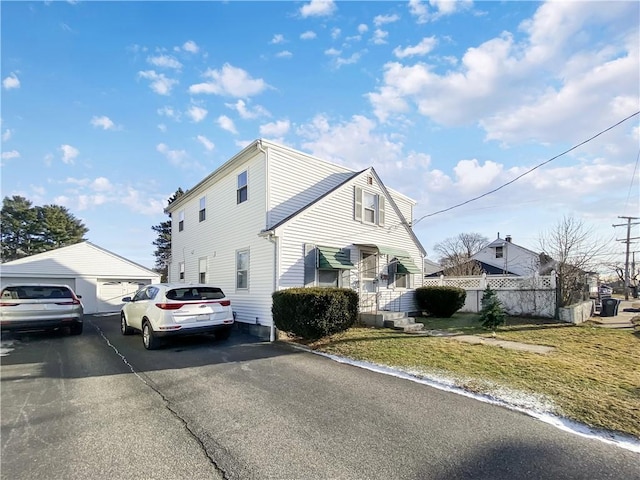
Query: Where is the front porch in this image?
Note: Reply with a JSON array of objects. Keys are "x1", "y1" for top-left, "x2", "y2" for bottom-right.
[{"x1": 358, "y1": 289, "x2": 424, "y2": 332}]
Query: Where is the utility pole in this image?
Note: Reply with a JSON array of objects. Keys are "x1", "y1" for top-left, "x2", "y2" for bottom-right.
[{"x1": 613, "y1": 216, "x2": 640, "y2": 300}]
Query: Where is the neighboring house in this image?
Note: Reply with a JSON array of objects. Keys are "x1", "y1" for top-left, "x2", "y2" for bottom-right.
[
  {"x1": 472, "y1": 235, "x2": 544, "y2": 276},
  {"x1": 423, "y1": 258, "x2": 442, "y2": 276},
  {"x1": 166, "y1": 139, "x2": 426, "y2": 338},
  {"x1": 0, "y1": 241, "x2": 160, "y2": 313},
  {"x1": 427, "y1": 235, "x2": 547, "y2": 277}
]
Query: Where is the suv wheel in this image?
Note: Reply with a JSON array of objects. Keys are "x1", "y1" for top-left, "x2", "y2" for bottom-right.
[
  {"x1": 120, "y1": 313, "x2": 133, "y2": 335},
  {"x1": 142, "y1": 321, "x2": 160, "y2": 350}
]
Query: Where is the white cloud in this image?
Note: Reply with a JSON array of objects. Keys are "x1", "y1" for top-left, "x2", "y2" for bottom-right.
[
  {"x1": 331, "y1": 28, "x2": 341, "y2": 40},
  {"x1": 157, "y1": 106, "x2": 180, "y2": 120},
  {"x1": 138, "y1": 70, "x2": 178, "y2": 95},
  {"x1": 1, "y1": 150, "x2": 20, "y2": 160},
  {"x1": 158, "y1": 123, "x2": 167, "y2": 132},
  {"x1": 217, "y1": 115, "x2": 238, "y2": 134},
  {"x1": 358, "y1": 24, "x2": 369, "y2": 34},
  {"x1": 374, "y1": 14, "x2": 400, "y2": 27},
  {"x1": 182, "y1": 40, "x2": 199, "y2": 53},
  {"x1": 393, "y1": 37, "x2": 437, "y2": 58},
  {"x1": 300, "y1": 31, "x2": 317, "y2": 40},
  {"x1": 156, "y1": 143, "x2": 189, "y2": 167},
  {"x1": 260, "y1": 119, "x2": 291, "y2": 138},
  {"x1": 368, "y1": 0, "x2": 640, "y2": 143},
  {"x1": 187, "y1": 105, "x2": 208, "y2": 123},
  {"x1": 2, "y1": 73, "x2": 20, "y2": 90},
  {"x1": 90, "y1": 115, "x2": 116, "y2": 130},
  {"x1": 147, "y1": 54, "x2": 182, "y2": 70},
  {"x1": 196, "y1": 135, "x2": 215, "y2": 151},
  {"x1": 60, "y1": 144, "x2": 79, "y2": 164},
  {"x1": 270, "y1": 34, "x2": 285, "y2": 44},
  {"x1": 335, "y1": 53, "x2": 362, "y2": 68},
  {"x1": 408, "y1": 0, "x2": 429, "y2": 24},
  {"x1": 2, "y1": 129, "x2": 12, "y2": 142},
  {"x1": 325, "y1": 48, "x2": 341, "y2": 56},
  {"x1": 91, "y1": 177, "x2": 113, "y2": 192},
  {"x1": 225, "y1": 99, "x2": 270, "y2": 119},
  {"x1": 189, "y1": 64, "x2": 268, "y2": 97},
  {"x1": 453, "y1": 159, "x2": 503, "y2": 193},
  {"x1": 276, "y1": 50, "x2": 293, "y2": 59},
  {"x1": 372, "y1": 29, "x2": 389, "y2": 45},
  {"x1": 300, "y1": 0, "x2": 336, "y2": 18}
]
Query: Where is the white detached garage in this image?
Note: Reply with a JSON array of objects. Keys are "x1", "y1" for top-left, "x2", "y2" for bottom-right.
[{"x1": 0, "y1": 242, "x2": 160, "y2": 313}]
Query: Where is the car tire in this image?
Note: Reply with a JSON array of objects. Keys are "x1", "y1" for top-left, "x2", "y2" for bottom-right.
[
  {"x1": 69, "y1": 322, "x2": 83, "y2": 336},
  {"x1": 142, "y1": 321, "x2": 160, "y2": 350},
  {"x1": 120, "y1": 313, "x2": 134, "y2": 335},
  {"x1": 215, "y1": 327, "x2": 232, "y2": 341}
]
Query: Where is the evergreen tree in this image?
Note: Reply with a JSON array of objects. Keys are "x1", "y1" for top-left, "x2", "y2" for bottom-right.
[
  {"x1": 1, "y1": 196, "x2": 87, "y2": 262},
  {"x1": 151, "y1": 188, "x2": 184, "y2": 281},
  {"x1": 479, "y1": 286, "x2": 507, "y2": 331}
]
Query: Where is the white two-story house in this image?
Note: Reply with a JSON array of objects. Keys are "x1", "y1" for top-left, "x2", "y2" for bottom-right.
[
  {"x1": 472, "y1": 235, "x2": 544, "y2": 276},
  {"x1": 166, "y1": 139, "x2": 426, "y2": 338}
]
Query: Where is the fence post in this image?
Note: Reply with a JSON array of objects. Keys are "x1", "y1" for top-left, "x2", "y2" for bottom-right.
[
  {"x1": 480, "y1": 273, "x2": 487, "y2": 290},
  {"x1": 439, "y1": 275, "x2": 444, "y2": 287}
]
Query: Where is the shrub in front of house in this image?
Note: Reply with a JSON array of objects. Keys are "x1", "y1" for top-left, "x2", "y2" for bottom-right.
[
  {"x1": 272, "y1": 287, "x2": 358, "y2": 340},
  {"x1": 415, "y1": 286, "x2": 466, "y2": 318}
]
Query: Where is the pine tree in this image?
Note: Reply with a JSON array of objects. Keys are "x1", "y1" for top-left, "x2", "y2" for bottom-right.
[
  {"x1": 479, "y1": 286, "x2": 506, "y2": 331},
  {"x1": 151, "y1": 188, "x2": 184, "y2": 281}
]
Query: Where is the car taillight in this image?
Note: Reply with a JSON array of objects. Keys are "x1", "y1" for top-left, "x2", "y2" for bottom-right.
[
  {"x1": 155, "y1": 303, "x2": 184, "y2": 310},
  {"x1": 218, "y1": 300, "x2": 231, "y2": 306},
  {"x1": 0, "y1": 302, "x2": 18, "y2": 307},
  {"x1": 56, "y1": 299, "x2": 82, "y2": 305}
]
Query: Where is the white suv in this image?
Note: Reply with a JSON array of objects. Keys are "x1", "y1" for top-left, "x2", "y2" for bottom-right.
[{"x1": 120, "y1": 283, "x2": 234, "y2": 350}]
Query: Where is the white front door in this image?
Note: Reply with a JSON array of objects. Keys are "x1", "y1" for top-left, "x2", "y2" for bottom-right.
[{"x1": 359, "y1": 251, "x2": 378, "y2": 312}]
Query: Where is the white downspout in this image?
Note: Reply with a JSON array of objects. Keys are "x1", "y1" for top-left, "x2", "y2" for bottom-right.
[{"x1": 256, "y1": 139, "x2": 277, "y2": 342}]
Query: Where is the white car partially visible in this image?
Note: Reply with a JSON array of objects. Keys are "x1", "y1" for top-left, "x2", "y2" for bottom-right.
[{"x1": 120, "y1": 283, "x2": 234, "y2": 350}]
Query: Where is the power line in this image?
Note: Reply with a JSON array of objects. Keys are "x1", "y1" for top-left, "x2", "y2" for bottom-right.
[
  {"x1": 413, "y1": 110, "x2": 640, "y2": 226},
  {"x1": 623, "y1": 147, "x2": 640, "y2": 216}
]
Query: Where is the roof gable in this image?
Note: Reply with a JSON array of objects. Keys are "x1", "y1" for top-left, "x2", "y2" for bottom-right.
[{"x1": 1, "y1": 242, "x2": 158, "y2": 277}]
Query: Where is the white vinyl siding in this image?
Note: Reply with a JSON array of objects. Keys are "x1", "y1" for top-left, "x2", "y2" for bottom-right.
[
  {"x1": 267, "y1": 147, "x2": 354, "y2": 227},
  {"x1": 166, "y1": 149, "x2": 275, "y2": 326},
  {"x1": 278, "y1": 175, "x2": 422, "y2": 292}
]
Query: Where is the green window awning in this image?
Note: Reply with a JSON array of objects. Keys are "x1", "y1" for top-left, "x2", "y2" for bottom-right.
[
  {"x1": 395, "y1": 256, "x2": 421, "y2": 274},
  {"x1": 317, "y1": 246, "x2": 355, "y2": 269},
  {"x1": 377, "y1": 246, "x2": 421, "y2": 274}
]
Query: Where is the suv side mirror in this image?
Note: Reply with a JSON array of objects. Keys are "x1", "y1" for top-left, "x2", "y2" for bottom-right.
[{"x1": 122, "y1": 296, "x2": 132, "y2": 302}]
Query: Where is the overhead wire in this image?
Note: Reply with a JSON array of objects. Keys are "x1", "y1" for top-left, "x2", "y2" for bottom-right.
[
  {"x1": 412, "y1": 110, "x2": 640, "y2": 226},
  {"x1": 623, "y1": 147, "x2": 640, "y2": 216}
]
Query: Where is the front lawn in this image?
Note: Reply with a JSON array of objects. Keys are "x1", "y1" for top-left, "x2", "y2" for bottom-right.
[{"x1": 298, "y1": 313, "x2": 640, "y2": 439}]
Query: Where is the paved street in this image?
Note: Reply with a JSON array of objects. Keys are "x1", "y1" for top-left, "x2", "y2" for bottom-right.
[{"x1": 2, "y1": 314, "x2": 638, "y2": 480}]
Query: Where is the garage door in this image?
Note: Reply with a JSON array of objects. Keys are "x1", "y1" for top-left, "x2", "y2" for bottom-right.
[
  {"x1": 0, "y1": 277, "x2": 76, "y2": 292},
  {"x1": 97, "y1": 279, "x2": 150, "y2": 313}
]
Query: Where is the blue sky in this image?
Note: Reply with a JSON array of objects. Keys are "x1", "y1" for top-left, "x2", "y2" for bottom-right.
[{"x1": 2, "y1": 0, "x2": 639, "y2": 271}]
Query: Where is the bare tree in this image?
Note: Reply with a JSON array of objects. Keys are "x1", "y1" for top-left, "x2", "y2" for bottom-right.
[
  {"x1": 433, "y1": 233, "x2": 489, "y2": 274},
  {"x1": 538, "y1": 215, "x2": 615, "y2": 308}
]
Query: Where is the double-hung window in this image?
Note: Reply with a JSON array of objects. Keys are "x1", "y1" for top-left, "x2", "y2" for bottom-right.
[
  {"x1": 199, "y1": 197, "x2": 206, "y2": 222},
  {"x1": 199, "y1": 257, "x2": 207, "y2": 283},
  {"x1": 237, "y1": 171, "x2": 248, "y2": 204},
  {"x1": 495, "y1": 246, "x2": 503, "y2": 259},
  {"x1": 178, "y1": 210, "x2": 185, "y2": 232},
  {"x1": 354, "y1": 186, "x2": 385, "y2": 227},
  {"x1": 179, "y1": 261, "x2": 185, "y2": 281},
  {"x1": 236, "y1": 249, "x2": 249, "y2": 289}
]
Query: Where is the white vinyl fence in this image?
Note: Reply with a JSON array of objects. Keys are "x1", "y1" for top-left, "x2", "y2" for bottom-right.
[{"x1": 422, "y1": 273, "x2": 557, "y2": 318}]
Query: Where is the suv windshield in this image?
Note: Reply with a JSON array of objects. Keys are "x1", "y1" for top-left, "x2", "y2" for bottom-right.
[
  {"x1": 1, "y1": 286, "x2": 73, "y2": 300},
  {"x1": 166, "y1": 287, "x2": 225, "y2": 301}
]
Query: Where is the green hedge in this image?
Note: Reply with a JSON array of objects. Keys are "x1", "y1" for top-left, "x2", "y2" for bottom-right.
[
  {"x1": 272, "y1": 287, "x2": 358, "y2": 340},
  {"x1": 415, "y1": 286, "x2": 466, "y2": 318}
]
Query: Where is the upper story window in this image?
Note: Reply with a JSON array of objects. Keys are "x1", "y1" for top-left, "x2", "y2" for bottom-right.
[
  {"x1": 237, "y1": 171, "x2": 248, "y2": 204},
  {"x1": 354, "y1": 186, "x2": 385, "y2": 227},
  {"x1": 178, "y1": 210, "x2": 185, "y2": 232},
  {"x1": 199, "y1": 197, "x2": 206, "y2": 222},
  {"x1": 495, "y1": 246, "x2": 503, "y2": 258}
]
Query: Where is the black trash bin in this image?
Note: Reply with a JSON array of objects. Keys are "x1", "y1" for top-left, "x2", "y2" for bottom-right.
[{"x1": 600, "y1": 298, "x2": 620, "y2": 317}]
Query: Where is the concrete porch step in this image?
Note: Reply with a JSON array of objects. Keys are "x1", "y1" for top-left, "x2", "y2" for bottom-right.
[{"x1": 383, "y1": 317, "x2": 425, "y2": 333}]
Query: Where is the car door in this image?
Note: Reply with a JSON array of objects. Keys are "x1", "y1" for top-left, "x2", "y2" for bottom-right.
[{"x1": 127, "y1": 287, "x2": 152, "y2": 330}]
